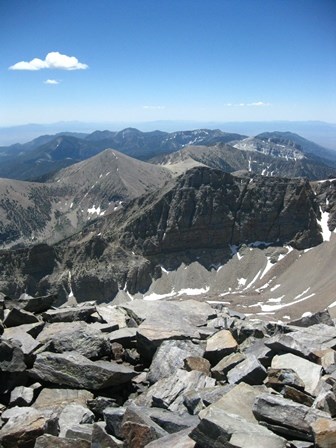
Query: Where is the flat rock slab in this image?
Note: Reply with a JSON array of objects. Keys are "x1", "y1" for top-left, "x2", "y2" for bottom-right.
[
  {"x1": 204, "y1": 329, "x2": 238, "y2": 364},
  {"x1": 227, "y1": 355, "x2": 267, "y2": 385},
  {"x1": 190, "y1": 406, "x2": 286, "y2": 448},
  {"x1": 311, "y1": 417, "x2": 336, "y2": 448},
  {"x1": 34, "y1": 434, "x2": 91, "y2": 447},
  {"x1": 0, "y1": 407, "x2": 48, "y2": 448},
  {"x1": 4, "y1": 326, "x2": 42, "y2": 355},
  {"x1": 29, "y1": 351, "x2": 136, "y2": 390},
  {"x1": 145, "y1": 428, "x2": 196, "y2": 448},
  {"x1": 36, "y1": 321, "x2": 110, "y2": 359},
  {"x1": 147, "y1": 340, "x2": 204, "y2": 384},
  {"x1": 0, "y1": 339, "x2": 26, "y2": 372},
  {"x1": 272, "y1": 353, "x2": 322, "y2": 395},
  {"x1": 18, "y1": 293, "x2": 55, "y2": 313},
  {"x1": 33, "y1": 388, "x2": 93, "y2": 411},
  {"x1": 42, "y1": 305, "x2": 96, "y2": 322},
  {"x1": 4, "y1": 307, "x2": 40, "y2": 327},
  {"x1": 253, "y1": 393, "x2": 331, "y2": 441}
]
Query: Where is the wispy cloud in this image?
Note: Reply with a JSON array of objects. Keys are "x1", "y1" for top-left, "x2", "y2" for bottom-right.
[
  {"x1": 44, "y1": 79, "x2": 60, "y2": 85},
  {"x1": 225, "y1": 101, "x2": 271, "y2": 107},
  {"x1": 143, "y1": 105, "x2": 166, "y2": 110},
  {"x1": 9, "y1": 52, "x2": 88, "y2": 71}
]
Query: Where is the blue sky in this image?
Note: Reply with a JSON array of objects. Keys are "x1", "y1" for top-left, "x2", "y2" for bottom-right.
[{"x1": 1, "y1": 0, "x2": 335, "y2": 126}]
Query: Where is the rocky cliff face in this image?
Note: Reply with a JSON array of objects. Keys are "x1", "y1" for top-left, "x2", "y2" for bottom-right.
[
  {"x1": 0, "y1": 167, "x2": 325, "y2": 303},
  {"x1": 119, "y1": 167, "x2": 322, "y2": 255}
]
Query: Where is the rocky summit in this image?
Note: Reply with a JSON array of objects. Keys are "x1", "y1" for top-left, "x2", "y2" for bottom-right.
[{"x1": 1, "y1": 295, "x2": 336, "y2": 447}]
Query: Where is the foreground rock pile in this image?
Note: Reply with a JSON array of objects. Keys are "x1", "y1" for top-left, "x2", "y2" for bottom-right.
[{"x1": 1, "y1": 292, "x2": 336, "y2": 447}]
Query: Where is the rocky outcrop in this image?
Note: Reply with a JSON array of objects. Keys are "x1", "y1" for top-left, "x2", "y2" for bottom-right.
[{"x1": 1, "y1": 297, "x2": 336, "y2": 447}]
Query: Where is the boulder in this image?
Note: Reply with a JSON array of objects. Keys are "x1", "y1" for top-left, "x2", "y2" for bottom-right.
[
  {"x1": 17, "y1": 293, "x2": 55, "y2": 313},
  {"x1": 282, "y1": 385, "x2": 315, "y2": 407},
  {"x1": 34, "y1": 434, "x2": 91, "y2": 447},
  {"x1": 3, "y1": 326, "x2": 42, "y2": 356},
  {"x1": 311, "y1": 417, "x2": 336, "y2": 448},
  {"x1": 253, "y1": 393, "x2": 331, "y2": 441},
  {"x1": 204, "y1": 329, "x2": 238, "y2": 364},
  {"x1": 65, "y1": 423, "x2": 93, "y2": 442},
  {"x1": 244, "y1": 339, "x2": 274, "y2": 368},
  {"x1": 211, "y1": 352, "x2": 246, "y2": 380},
  {"x1": 58, "y1": 403, "x2": 94, "y2": 437},
  {"x1": 96, "y1": 305, "x2": 128, "y2": 328},
  {"x1": 145, "y1": 428, "x2": 196, "y2": 448},
  {"x1": 290, "y1": 310, "x2": 334, "y2": 328},
  {"x1": 135, "y1": 368, "x2": 215, "y2": 414},
  {"x1": 3, "y1": 307, "x2": 40, "y2": 327},
  {"x1": 0, "y1": 339, "x2": 26, "y2": 372},
  {"x1": 9, "y1": 385, "x2": 36, "y2": 407},
  {"x1": 91, "y1": 423, "x2": 123, "y2": 447},
  {"x1": 33, "y1": 388, "x2": 94, "y2": 411},
  {"x1": 121, "y1": 404, "x2": 168, "y2": 448},
  {"x1": 0, "y1": 407, "x2": 54, "y2": 448},
  {"x1": 145, "y1": 406, "x2": 198, "y2": 434},
  {"x1": 147, "y1": 340, "x2": 204, "y2": 384},
  {"x1": 103, "y1": 407, "x2": 126, "y2": 439},
  {"x1": 265, "y1": 368, "x2": 305, "y2": 392},
  {"x1": 36, "y1": 322, "x2": 110, "y2": 359},
  {"x1": 29, "y1": 351, "x2": 136, "y2": 390},
  {"x1": 190, "y1": 405, "x2": 286, "y2": 448},
  {"x1": 272, "y1": 353, "x2": 322, "y2": 395},
  {"x1": 42, "y1": 305, "x2": 96, "y2": 323},
  {"x1": 313, "y1": 390, "x2": 336, "y2": 417},
  {"x1": 108, "y1": 327, "x2": 137, "y2": 347},
  {"x1": 184, "y1": 356, "x2": 211, "y2": 375},
  {"x1": 183, "y1": 385, "x2": 233, "y2": 415},
  {"x1": 227, "y1": 355, "x2": 267, "y2": 385},
  {"x1": 88, "y1": 396, "x2": 118, "y2": 418}
]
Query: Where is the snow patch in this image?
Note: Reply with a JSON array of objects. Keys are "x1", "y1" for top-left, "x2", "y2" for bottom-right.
[
  {"x1": 318, "y1": 207, "x2": 331, "y2": 241},
  {"x1": 301, "y1": 311, "x2": 312, "y2": 318},
  {"x1": 177, "y1": 286, "x2": 210, "y2": 296},
  {"x1": 144, "y1": 291, "x2": 177, "y2": 301}
]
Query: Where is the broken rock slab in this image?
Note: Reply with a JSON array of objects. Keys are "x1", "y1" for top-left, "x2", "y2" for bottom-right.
[
  {"x1": 29, "y1": 351, "x2": 136, "y2": 390},
  {"x1": 272, "y1": 353, "x2": 322, "y2": 395},
  {"x1": 34, "y1": 434, "x2": 91, "y2": 447},
  {"x1": 311, "y1": 417, "x2": 336, "y2": 448},
  {"x1": 42, "y1": 305, "x2": 96, "y2": 323},
  {"x1": 145, "y1": 428, "x2": 196, "y2": 448},
  {"x1": 204, "y1": 329, "x2": 238, "y2": 365},
  {"x1": 227, "y1": 354, "x2": 267, "y2": 385},
  {"x1": 147, "y1": 339, "x2": 204, "y2": 384},
  {"x1": 190, "y1": 405, "x2": 286, "y2": 448}
]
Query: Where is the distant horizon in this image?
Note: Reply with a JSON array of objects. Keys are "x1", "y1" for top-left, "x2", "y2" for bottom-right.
[{"x1": 0, "y1": 118, "x2": 335, "y2": 150}]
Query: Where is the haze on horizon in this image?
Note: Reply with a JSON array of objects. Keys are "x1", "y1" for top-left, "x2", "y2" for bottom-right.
[{"x1": 1, "y1": 0, "x2": 335, "y2": 126}]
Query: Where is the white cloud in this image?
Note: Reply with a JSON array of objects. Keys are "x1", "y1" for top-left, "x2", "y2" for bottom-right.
[
  {"x1": 9, "y1": 52, "x2": 88, "y2": 71},
  {"x1": 247, "y1": 101, "x2": 271, "y2": 107},
  {"x1": 44, "y1": 79, "x2": 60, "y2": 85},
  {"x1": 143, "y1": 105, "x2": 166, "y2": 110}
]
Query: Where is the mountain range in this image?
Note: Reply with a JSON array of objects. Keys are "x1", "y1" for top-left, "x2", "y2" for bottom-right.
[{"x1": 0, "y1": 127, "x2": 335, "y2": 323}]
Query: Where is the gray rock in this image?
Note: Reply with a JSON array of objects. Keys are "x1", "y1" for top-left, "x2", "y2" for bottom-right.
[
  {"x1": 227, "y1": 355, "x2": 267, "y2": 385},
  {"x1": 145, "y1": 428, "x2": 196, "y2": 448},
  {"x1": 290, "y1": 309, "x2": 334, "y2": 328},
  {"x1": 36, "y1": 322, "x2": 110, "y2": 359},
  {"x1": 211, "y1": 351, "x2": 246, "y2": 380},
  {"x1": 147, "y1": 340, "x2": 204, "y2": 384},
  {"x1": 253, "y1": 393, "x2": 331, "y2": 441},
  {"x1": 243, "y1": 339, "x2": 274, "y2": 368},
  {"x1": 272, "y1": 353, "x2": 322, "y2": 395},
  {"x1": 58, "y1": 403, "x2": 94, "y2": 437},
  {"x1": 231, "y1": 319, "x2": 267, "y2": 344},
  {"x1": 3, "y1": 307, "x2": 40, "y2": 327},
  {"x1": 0, "y1": 339, "x2": 26, "y2": 372},
  {"x1": 183, "y1": 385, "x2": 233, "y2": 415},
  {"x1": 9, "y1": 385, "x2": 35, "y2": 407},
  {"x1": 96, "y1": 305, "x2": 128, "y2": 328},
  {"x1": 135, "y1": 368, "x2": 215, "y2": 414},
  {"x1": 311, "y1": 418, "x2": 336, "y2": 448},
  {"x1": 34, "y1": 434, "x2": 91, "y2": 447},
  {"x1": 29, "y1": 351, "x2": 136, "y2": 390},
  {"x1": 0, "y1": 407, "x2": 53, "y2": 448},
  {"x1": 281, "y1": 385, "x2": 315, "y2": 407},
  {"x1": 3, "y1": 326, "x2": 42, "y2": 356},
  {"x1": 18, "y1": 293, "x2": 55, "y2": 313},
  {"x1": 204, "y1": 329, "x2": 238, "y2": 364},
  {"x1": 313, "y1": 389, "x2": 336, "y2": 417},
  {"x1": 42, "y1": 305, "x2": 96, "y2": 323},
  {"x1": 203, "y1": 382, "x2": 267, "y2": 424},
  {"x1": 121, "y1": 404, "x2": 168, "y2": 448},
  {"x1": 103, "y1": 407, "x2": 126, "y2": 439},
  {"x1": 265, "y1": 368, "x2": 306, "y2": 392},
  {"x1": 87, "y1": 396, "x2": 118, "y2": 418},
  {"x1": 122, "y1": 299, "x2": 215, "y2": 360},
  {"x1": 265, "y1": 333, "x2": 313, "y2": 358},
  {"x1": 65, "y1": 423, "x2": 93, "y2": 442},
  {"x1": 91, "y1": 423, "x2": 123, "y2": 448},
  {"x1": 183, "y1": 356, "x2": 211, "y2": 375},
  {"x1": 108, "y1": 327, "x2": 137, "y2": 347},
  {"x1": 190, "y1": 405, "x2": 286, "y2": 448},
  {"x1": 145, "y1": 406, "x2": 198, "y2": 434},
  {"x1": 33, "y1": 388, "x2": 94, "y2": 411}
]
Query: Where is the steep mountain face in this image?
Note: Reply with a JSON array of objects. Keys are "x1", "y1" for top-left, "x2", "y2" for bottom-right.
[
  {"x1": 0, "y1": 167, "x2": 326, "y2": 305},
  {"x1": 154, "y1": 143, "x2": 336, "y2": 180},
  {"x1": 0, "y1": 150, "x2": 171, "y2": 247},
  {"x1": 0, "y1": 128, "x2": 245, "y2": 181}
]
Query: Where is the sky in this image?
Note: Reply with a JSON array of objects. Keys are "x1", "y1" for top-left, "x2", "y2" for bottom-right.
[{"x1": 1, "y1": 0, "x2": 336, "y2": 126}]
